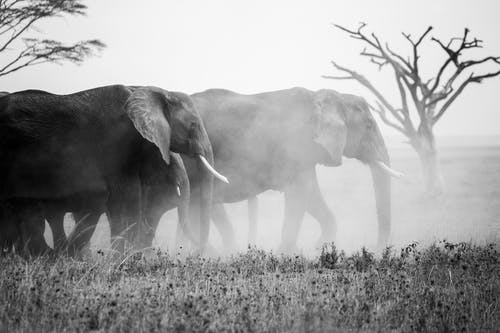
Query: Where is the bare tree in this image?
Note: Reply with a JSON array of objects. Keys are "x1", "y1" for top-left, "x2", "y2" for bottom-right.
[
  {"x1": 0, "y1": 0, "x2": 105, "y2": 78},
  {"x1": 324, "y1": 24, "x2": 500, "y2": 194}
]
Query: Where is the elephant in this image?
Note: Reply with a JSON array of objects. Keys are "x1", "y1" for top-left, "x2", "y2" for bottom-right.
[
  {"x1": 174, "y1": 88, "x2": 401, "y2": 252},
  {"x1": 0, "y1": 85, "x2": 225, "y2": 255},
  {"x1": 18, "y1": 87, "x2": 399, "y2": 255}
]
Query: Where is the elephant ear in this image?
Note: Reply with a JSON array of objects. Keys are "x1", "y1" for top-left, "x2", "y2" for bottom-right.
[
  {"x1": 312, "y1": 89, "x2": 348, "y2": 166},
  {"x1": 124, "y1": 87, "x2": 171, "y2": 164}
]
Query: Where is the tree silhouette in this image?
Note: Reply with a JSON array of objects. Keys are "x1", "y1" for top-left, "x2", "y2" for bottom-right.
[
  {"x1": 0, "y1": 0, "x2": 105, "y2": 77},
  {"x1": 324, "y1": 24, "x2": 500, "y2": 193}
]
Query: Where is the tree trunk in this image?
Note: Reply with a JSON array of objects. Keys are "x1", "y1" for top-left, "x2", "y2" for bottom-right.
[{"x1": 412, "y1": 130, "x2": 444, "y2": 195}]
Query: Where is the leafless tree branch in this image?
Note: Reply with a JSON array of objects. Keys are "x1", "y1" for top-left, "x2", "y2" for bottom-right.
[
  {"x1": 326, "y1": 23, "x2": 500, "y2": 142},
  {"x1": 368, "y1": 101, "x2": 407, "y2": 135}
]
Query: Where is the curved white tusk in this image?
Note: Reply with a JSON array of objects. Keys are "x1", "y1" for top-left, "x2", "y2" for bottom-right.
[
  {"x1": 376, "y1": 161, "x2": 404, "y2": 178},
  {"x1": 176, "y1": 186, "x2": 181, "y2": 197},
  {"x1": 198, "y1": 155, "x2": 229, "y2": 184}
]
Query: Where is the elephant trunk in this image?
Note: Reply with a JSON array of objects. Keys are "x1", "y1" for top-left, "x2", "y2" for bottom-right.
[
  {"x1": 176, "y1": 167, "x2": 192, "y2": 243},
  {"x1": 369, "y1": 133, "x2": 392, "y2": 250},
  {"x1": 197, "y1": 145, "x2": 214, "y2": 252}
]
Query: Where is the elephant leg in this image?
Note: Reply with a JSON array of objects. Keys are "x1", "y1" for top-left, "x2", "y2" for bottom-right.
[
  {"x1": 108, "y1": 178, "x2": 142, "y2": 254},
  {"x1": 174, "y1": 200, "x2": 197, "y2": 251},
  {"x1": 180, "y1": 197, "x2": 214, "y2": 254},
  {"x1": 305, "y1": 168, "x2": 337, "y2": 246},
  {"x1": 0, "y1": 204, "x2": 18, "y2": 254},
  {"x1": 174, "y1": 218, "x2": 186, "y2": 251},
  {"x1": 44, "y1": 206, "x2": 67, "y2": 252},
  {"x1": 107, "y1": 195, "x2": 124, "y2": 254},
  {"x1": 66, "y1": 211, "x2": 101, "y2": 256},
  {"x1": 17, "y1": 202, "x2": 52, "y2": 256},
  {"x1": 279, "y1": 169, "x2": 314, "y2": 253},
  {"x1": 211, "y1": 203, "x2": 237, "y2": 250},
  {"x1": 0, "y1": 221, "x2": 16, "y2": 254},
  {"x1": 139, "y1": 201, "x2": 164, "y2": 250},
  {"x1": 247, "y1": 196, "x2": 258, "y2": 246},
  {"x1": 175, "y1": 198, "x2": 200, "y2": 252}
]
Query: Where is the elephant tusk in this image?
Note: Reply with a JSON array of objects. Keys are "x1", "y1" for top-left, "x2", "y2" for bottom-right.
[
  {"x1": 198, "y1": 155, "x2": 229, "y2": 184},
  {"x1": 176, "y1": 186, "x2": 181, "y2": 196},
  {"x1": 376, "y1": 161, "x2": 404, "y2": 178}
]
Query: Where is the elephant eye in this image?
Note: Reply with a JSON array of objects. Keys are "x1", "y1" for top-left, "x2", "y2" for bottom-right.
[
  {"x1": 366, "y1": 120, "x2": 374, "y2": 129},
  {"x1": 189, "y1": 121, "x2": 200, "y2": 132}
]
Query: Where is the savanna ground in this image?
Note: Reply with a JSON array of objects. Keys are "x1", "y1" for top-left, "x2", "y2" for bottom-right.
[{"x1": 1, "y1": 137, "x2": 500, "y2": 332}]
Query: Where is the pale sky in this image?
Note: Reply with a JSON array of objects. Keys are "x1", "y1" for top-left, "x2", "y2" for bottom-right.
[{"x1": 1, "y1": 0, "x2": 500, "y2": 137}]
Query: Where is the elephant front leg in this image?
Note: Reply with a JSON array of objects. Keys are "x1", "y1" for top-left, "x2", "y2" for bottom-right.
[
  {"x1": 44, "y1": 206, "x2": 67, "y2": 252},
  {"x1": 107, "y1": 178, "x2": 142, "y2": 255},
  {"x1": 279, "y1": 170, "x2": 314, "y2": 253},
  {"x1": 137, "y1": 192, "x2": 164, "y2": 251},
  {"x1": 305, "y1": 167, "x2": 337, "y2": 247}
]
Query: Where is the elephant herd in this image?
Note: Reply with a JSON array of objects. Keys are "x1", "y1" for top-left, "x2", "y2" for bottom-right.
[{"x1": 0, "y1": 85, "x2": 402, "y2": 257}]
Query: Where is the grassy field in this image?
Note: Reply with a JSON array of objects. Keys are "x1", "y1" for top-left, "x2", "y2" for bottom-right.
[
  {"x1": 2, "y1": 139, "x2": 499, "y2": 332},
  {"x1": 0, "y1": 242, "x2": 498, "y2": 332}
]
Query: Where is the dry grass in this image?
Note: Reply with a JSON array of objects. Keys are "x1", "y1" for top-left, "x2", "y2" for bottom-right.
[{"x1": 0, "y1": 242, "x2": 499, "y2": 332}]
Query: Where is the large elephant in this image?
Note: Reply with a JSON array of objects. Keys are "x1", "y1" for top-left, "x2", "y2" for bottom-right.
[
  {"x1": 176, "y1": 88, "x2": 400, "y2": 252},
  {"x1": 0, "y1": 85, "x2": 224, "y2": 255},
  {"x1": 22, "y1": 87, "x2": 398, "y2": 254}
]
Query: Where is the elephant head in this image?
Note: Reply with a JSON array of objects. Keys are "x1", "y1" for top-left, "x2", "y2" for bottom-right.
[
  {"x1": 313, "y1": 89, "x2": 402, "y2": 248},
  {"x1": 124, "y1": 86, "x2": 227, "y2": 250}
]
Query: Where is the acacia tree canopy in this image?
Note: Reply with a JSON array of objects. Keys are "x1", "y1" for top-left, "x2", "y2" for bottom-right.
[{"x1": 0, "y1": 0, "x2": 105, "y2": 77}]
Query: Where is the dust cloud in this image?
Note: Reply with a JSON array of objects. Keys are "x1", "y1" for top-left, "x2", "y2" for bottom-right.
[{"x1": 44, "y1": 136, "x2": 500, "y2": 257}]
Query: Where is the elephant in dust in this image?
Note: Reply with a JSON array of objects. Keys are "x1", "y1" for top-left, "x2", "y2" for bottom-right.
[
  {"x1": 40, "y1": 151, "x2": 191, "y2": 256},
  {"x1": 0, "y1": 85, "x2": 225, "y2": 255},
  {"x1": 22, "y1": 87, "x2": 399, "y2": 255},
  {"x1": 175, "y1": 88, "x2": 401, "y2": 252}
]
